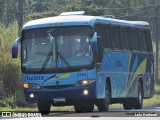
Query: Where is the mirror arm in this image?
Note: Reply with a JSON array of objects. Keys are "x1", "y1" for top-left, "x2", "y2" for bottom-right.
[{"x1": 12, "y1": 37, "x2": 20, "y2": 58}]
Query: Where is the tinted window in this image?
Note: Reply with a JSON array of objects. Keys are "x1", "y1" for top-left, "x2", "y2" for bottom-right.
[
  {"x1": 94, "y1": 24, "x2": 114, "y2": 62},
  {"x1": 102, "y1": 25, "x2": 112, "y2": 49},
  {"x1": 129, "y1": 28, "x2": 139, "y2": 51},
  {"x1": 94, "y1": 24, "x2": 103, "y2": 62},
  {"x1": 146, "y1": 30, "x2": 152, "y2": 52},
  {"x1": 110, "y1": 26, "x2": 121, "y2": 49},
  {"x1": 120, "y1": 27, "x2": 130, "y2": 50},
  {"x1": 138, "y1": 29, "x2": 146, "y2": 52}
]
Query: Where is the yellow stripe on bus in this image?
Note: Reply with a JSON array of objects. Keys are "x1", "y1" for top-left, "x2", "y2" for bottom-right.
[{"x1": 128, "y1": 58, "x2": 147, "y2": 92}]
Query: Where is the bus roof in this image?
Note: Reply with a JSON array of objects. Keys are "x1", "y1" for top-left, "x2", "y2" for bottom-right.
[{"x1": 23, "y1": 15, "x2": 150, "y2": 30}]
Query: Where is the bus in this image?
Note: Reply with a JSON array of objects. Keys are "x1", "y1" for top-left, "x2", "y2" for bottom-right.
[{"x1": 12, "y1": 11, "x2": 154, "y2": 114}]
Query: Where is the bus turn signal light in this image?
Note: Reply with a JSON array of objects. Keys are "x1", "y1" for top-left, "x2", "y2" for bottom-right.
[{"x1": 23, "y1": 83, "x2": 29, "y2": 88}]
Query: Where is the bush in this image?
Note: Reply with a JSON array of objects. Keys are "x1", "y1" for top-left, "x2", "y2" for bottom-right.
[
  {"x1": 2, "y1": 95, "x2": 16, "y2": 108},
  {"x1": 0, "y1": 51, "x2": 22, "y2": 96},
  {"x1": 0, "y1": 23, "x2": 18, "y2": 53},
  {"x1": 0, "y1": 23, "x2": 22, "y2": 98},
  {"x1": 25, "y1": 11, "x2": 59, "y2": 22}
]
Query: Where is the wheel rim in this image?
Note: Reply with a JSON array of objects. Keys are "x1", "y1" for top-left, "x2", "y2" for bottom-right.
[{"x1": 139, "y1": 88, "x2": 142, "y2": 105}]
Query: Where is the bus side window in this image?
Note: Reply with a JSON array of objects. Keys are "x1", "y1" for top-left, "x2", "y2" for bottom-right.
[
  {"x1": 138, "y1": 29, "x2": 147, "y2": 52},
  {"x1": 120, "y1": 27, "x2": 130, "y2": 51},
  {"x1": 146, "y1": 30, "x2": 152, "y2": 52},
  {"x1": 102, "y1": 24, "x2": 113, "y2": 49},
  {"x1": 129, "y1": 28, "x2": 139, "y2": 51},
  {"x1": 110, "y1": 25, "x2": 121, "y2": 50},
  {"x1": 94, "y1": 24, "x2": 102, "y2": 63}
]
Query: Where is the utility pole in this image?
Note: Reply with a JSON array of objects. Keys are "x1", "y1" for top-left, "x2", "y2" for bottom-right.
[
  {"x1": 155, "y1": 5, "x2": 159, "y2": 85},
  {"x1": 18, "y1": 0, "x2": 23, "y2": 37}
]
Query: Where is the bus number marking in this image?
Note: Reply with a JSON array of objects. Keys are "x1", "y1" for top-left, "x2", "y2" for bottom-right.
[
  {"x1": 77, "y1": 73, "x2": 87, "y2": 77},
  {"x1": 115, "y1": 61, "x2": 122, "y2": 67}
]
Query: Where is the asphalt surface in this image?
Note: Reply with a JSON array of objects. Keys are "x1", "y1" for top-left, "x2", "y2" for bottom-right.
[
  {"x1": 1, "y1": 106, "x2": 159, "y2": 119},
  {"x1": 42, "y1": 106, "x2": 160, "y2": 117}
]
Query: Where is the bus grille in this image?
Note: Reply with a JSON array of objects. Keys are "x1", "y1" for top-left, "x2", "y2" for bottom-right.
[{"x1": 42, "y1": 84, "x2": 74, "y2": 89}]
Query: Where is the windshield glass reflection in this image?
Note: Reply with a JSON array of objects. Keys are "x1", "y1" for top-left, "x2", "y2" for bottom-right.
[{"x1": 22, "y1": 26, "x2": 93, "y2": 73}]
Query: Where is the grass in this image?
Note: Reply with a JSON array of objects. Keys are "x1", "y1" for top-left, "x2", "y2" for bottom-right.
[
  {"x1": 0, "y1": 106, "x2": 74, "y2": 112},
  {"x1": 0, "y1": 85, "x2": 160, "y2": 111},
  {"x1": 110, "y1": 94, "x2": 160, "y2": 108},
  {"x1": 110, "y1": 84, "x2": 160, "y2": 108},
  {"x1": 143, "y1": 94, "x2": 160, "y2": 107},
  {"x1": 0, "y1": 107, "x2": 38, "y2": 112}
]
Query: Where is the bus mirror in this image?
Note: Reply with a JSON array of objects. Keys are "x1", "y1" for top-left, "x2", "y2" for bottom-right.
[
  {"x1": 12, "y1": 37, "x2": 20, "y2": 58},
  {"x1": 92, "y1": 32, "x2": 98, "y2": 53}
]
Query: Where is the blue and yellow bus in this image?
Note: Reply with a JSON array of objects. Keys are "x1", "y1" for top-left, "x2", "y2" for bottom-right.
[{"x1": 12, "y1": 11, "x2": 154, "y2": 113}]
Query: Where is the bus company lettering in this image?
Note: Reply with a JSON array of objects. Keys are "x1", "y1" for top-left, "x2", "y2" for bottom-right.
[
  {"x1": 115, "y1": 61, "x2": 122, "y2": 67},
  {"x1": 25, "y1": 75, "x2": 44, "y2": 80}
]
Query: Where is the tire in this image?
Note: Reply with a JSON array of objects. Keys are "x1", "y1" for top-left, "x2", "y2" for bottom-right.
[
  {"x1": 134, "y1": 82, "x2": 143, "y2": 109},
  {"x1": 97, "y1": 84, "x2": 110, "y2": 112},
  {"x1": 123, "y1": 100, "x2": 133, "y2": 110},
  {"x1": 74, "y1": 103, "x2": 94, "y2": 113},
  {"x1": 74, "y1": 104, "x2": 84, "y2": 113},
  {"x1": 37, "y1": 102, "x2": 51, "y2": 114},
  {"x1": 84, "y1": 103, "x2": 94, "y2": 112}
]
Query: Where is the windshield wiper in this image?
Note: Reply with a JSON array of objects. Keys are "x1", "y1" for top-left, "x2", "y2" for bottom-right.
[
  {"x1": 40, "y1": 51, "x2": 53, "y2": 72},
  {"x1": 40, "y1": 51, "x2": 72, "y2": 72},
  {"x1": 57, "y1": 51, "x2": 72, "y2": 69}
]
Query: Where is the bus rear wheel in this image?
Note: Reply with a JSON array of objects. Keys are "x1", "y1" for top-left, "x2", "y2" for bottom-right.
[
  {"x1": 97, "y1": 84, "x2": 110, "y2": 112},
  {"x1": 133, "y1": 82, "x2": 143, "y2": 109},
  {"x1": 123, "y1": 100, "x2": 133, "y2": 110},
  {"x1": 37, "y1": 102, "x2": 51, "y2": 114}
]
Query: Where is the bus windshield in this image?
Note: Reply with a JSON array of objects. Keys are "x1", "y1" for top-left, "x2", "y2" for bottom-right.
[{"x1": 21, "y1": 26, "x2": 93, "y2": 73}]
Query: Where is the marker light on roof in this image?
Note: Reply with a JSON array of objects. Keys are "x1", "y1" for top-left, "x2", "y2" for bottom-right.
[{"x1": 60, "y1": 11, "x2": 85, "y2": 16}]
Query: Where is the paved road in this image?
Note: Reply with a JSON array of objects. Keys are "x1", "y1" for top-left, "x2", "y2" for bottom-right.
[
  {"x1": 42, "y1": 106, "x2": 160, "y2": 117},
  {"x1": 1, "y1": 106, "x2": 160, "y2": 119}
]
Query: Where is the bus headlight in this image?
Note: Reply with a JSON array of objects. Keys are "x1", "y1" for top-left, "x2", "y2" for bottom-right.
[
  {"x1": 75, "y1": 80, "x2": 95, "y2": 86},
  {"x1": 23, "y1": 83, "x2": 40, "y2": 89}
]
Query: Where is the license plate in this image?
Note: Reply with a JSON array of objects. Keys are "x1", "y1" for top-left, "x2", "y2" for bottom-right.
[{"x1": 54, "y1": 98, "x2": 66, "y2": 102}]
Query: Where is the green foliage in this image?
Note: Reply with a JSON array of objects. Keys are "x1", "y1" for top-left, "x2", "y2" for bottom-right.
[
  {"x1": 0, "y1": 0, "x2": 18, "y2": 25},
  {"x1": 155, "y1": 85, "x2": 160, "y2": 94},
  {"x1": 1, "y1": 91, "x2": 25, "y2": 108},
  {"x1": 0, "y1": 23, "x2": 22, "y2": 98},
  {"x1": 0, "y1": 23, "x2": 18, "y2": 52},
  {"x1": 25, "y1": 11, "x2": 59, "y2": 22},
  {"x1": 0, "y1": 51, "x2": 21, "y2": 96},
  {"x1": 29, "y1": 0, "x2": 50, "y2": 13},
  {"x1": 2, "y1": 95, "x2": 16, "y2": 108}
]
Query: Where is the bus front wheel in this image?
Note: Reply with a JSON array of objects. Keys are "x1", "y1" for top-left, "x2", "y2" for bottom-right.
[
  {"x1": 97, "y1": 84, "x2": 110, "y2": 112},
  {"x1": 74, "y1": 103, "x2": 94, "y2": 113},
  {"x1": 74, "y1": 104, "x2": 84, "y2": 113},
  {"x1": 84, "y1": 103, "x2": 94, "y2": 112},
  {"x1": 37, "y1": 102, "x2": 51, "y2": 114}
]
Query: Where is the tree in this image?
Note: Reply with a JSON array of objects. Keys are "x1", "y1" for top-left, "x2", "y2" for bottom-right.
[{"x1": 29, "y1": 0, "x2": 50, "y2": 13}]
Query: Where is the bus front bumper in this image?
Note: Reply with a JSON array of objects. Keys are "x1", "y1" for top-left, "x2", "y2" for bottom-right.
[{"x1": 24, "y1": 82, "x2": 96, "y2": 105}]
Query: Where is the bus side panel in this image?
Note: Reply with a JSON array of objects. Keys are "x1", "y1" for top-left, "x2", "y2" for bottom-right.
[
  {"x1": 127, "y1": 52, "x2": 144, "y2": 98},
  {"x1": 87, "y1": 68, "x2": 106, "y2": 99},
  {"x1": 150, "y1": 53, "x2": 154, "y2": 96},
  {"x1": 100, "y1": 50, "x2": 131, "y2": 98},
  {"x1": 100, "y1": 51, "x2": 154, "y2": 99},
  {"x1": 126, "y1": 52, "x2": 154, "y2": 98},
  {"x1": 144, "y1": 53, "x2": 154, "y2": 97},
  {"x1": 96, "y1": 72, "x2": 106, "y2": 99}
]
